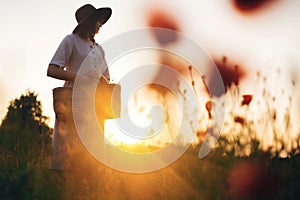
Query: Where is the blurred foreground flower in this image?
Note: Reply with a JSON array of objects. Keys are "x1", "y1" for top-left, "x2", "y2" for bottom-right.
[{"x1": 147, "y1": 7, "x2": 180, "y2": 46}]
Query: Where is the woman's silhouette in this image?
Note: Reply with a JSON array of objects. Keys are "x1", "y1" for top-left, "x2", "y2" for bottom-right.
[{"x1": 47, "y1": 4, "x2": 112, "y2": 171}]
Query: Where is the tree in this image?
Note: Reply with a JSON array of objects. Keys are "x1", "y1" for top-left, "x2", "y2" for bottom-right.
[
  {"x1": 0, "y1": 91, "x2": 54, "y2": 199},
  {"x1": 0, "y1": 91, "x2": 52, "y2": 153}
]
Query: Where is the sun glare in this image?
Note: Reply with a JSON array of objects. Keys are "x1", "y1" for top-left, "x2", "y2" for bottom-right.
[
  {"x1": 102, "y1": 83, "x2": 183, "y2": 154},
  {"x1": 104, "y1": 120, "x2": 164, "y2": 153}
]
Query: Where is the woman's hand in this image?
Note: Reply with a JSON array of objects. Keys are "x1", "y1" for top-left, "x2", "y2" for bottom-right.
[{"x1": 99, "y1": 76, "x2": 109, "y2": 84}]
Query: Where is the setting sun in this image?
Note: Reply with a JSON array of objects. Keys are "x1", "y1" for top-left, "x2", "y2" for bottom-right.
[{"x1": 103, "y1": 84, "x2": 181, "y2": 153}]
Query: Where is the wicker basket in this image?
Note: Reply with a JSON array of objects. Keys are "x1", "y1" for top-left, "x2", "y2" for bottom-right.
[
  {"x1": 53, "y1": 84, "x2": 121, "y2": 120},
  {"x1": 53, "y1": 87, "x2": 73, "y2": 115}
]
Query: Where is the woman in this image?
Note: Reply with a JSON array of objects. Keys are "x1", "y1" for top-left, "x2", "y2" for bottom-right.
[{"x1": 47, "y1": 4, "x2": 112, "y2": 171}]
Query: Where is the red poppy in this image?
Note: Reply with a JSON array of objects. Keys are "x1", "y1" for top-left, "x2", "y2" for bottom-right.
[
  {"x1": 206, "y1": 101, "x2": 213, "y2": 119},
  {"x1": 147, "y1": 8, "x2": 180, "y2": 46},
  {"x1": 205, "y1": 101, "x2": 213, "y2": 112},
  {"x1": 234, "y1": 116, "x2": 245, "y2": 125},
  {"x1": 208, "y1": 56, "x2": 246, "y2": 97},
  {"x1": 241, "y1": 94, "x2": 253, "y2": 106},
  {"x1": 232, "y1": 0, "x2": 277, "y2": 12}
]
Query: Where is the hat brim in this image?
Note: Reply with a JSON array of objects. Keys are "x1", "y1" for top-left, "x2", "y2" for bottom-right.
[{"x1": 73, "y1": 7, "x2": 112, "y2": 32}]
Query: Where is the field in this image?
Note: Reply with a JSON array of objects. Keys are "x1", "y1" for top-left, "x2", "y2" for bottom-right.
[
  {"x1": 1, "y1": 74, "x2": 300, "y2": 199},
  {"x1": 1, "y1": 136, "x2": 300, "y2": 200}
]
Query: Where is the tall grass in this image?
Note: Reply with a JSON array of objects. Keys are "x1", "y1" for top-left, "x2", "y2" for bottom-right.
[{"x1": 1, "y1": 65, "x2": 300, "y2": 199}]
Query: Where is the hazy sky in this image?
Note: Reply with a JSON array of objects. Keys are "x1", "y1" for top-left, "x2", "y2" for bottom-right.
[{"x1": 1, "y1": 0, "x2": 300, "y2": 127}]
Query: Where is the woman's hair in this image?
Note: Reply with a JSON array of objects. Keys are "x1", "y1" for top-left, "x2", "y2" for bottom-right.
[{"x1": 73, "y1": 17, "x2": 98, "y2": 41}]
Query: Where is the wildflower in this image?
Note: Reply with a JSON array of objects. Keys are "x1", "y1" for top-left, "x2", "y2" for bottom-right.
[
  {"x1": 208, "y1": 56, "x2": 246, "y2": 96},
  {"x1": 147, "y1": 8, "x2": 179, "y2": 45},
  {"x1": 232, "y1": 0, "x2": 276, "y2": 12},
  {"x1": 205, "y1": 100, "x2": 213, "y2": 112},
  {"x1": 234, "y1": 116, "x2": 245, "y2": 125},
  {"x1": 241, "y1": 94, "x2": 253, "y2": 106},
  {"x1": 205, "y1": 100, "x2": 213, "y2": 119}
]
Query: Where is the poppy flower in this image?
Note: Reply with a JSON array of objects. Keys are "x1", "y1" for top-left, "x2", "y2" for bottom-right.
[
  {"x1": 208, "y1": 56, "x2": 246, "y2": 97},
  {"x1": 205, "y1": 100, "x2": 213, "y2": 112},
  {"x1": 234, "y1": 116, "x2": 245, "y2": 125},
  {"x1": 147, "y1": 8, "x2": 180, "y2": 45},
  {"x1": 241, "y1": 94, "x2": 253, "y2": 106},
  {"x1": 232, "y1": 0, "x2": 277, "y2": 12},
  {"x1": 205, "y1": 100, "x2": 213, "y2": 119}
]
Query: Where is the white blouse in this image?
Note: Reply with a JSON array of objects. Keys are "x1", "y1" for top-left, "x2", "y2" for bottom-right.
[
  {"x1": 49, "y1": 34, "x2": 111, "y2": 170},
  {"x1": 50, "y1": 34, "x2": 110, "y2": 87}
]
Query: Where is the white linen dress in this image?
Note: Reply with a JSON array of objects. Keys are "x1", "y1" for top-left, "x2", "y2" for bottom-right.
[{"x1": 49, "y1": 34, "x2": 110, "y2": 170}]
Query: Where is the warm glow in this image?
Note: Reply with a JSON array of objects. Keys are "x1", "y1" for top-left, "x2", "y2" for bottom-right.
[
  {"x1": 104, "y1": 120, "x2": 163, "y2": 153},
  {"x1": 102, "y1": 83, "x2": 183, "y2": 153}
]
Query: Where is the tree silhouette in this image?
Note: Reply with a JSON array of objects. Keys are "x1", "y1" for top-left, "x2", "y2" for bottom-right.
[
  {"x1": 0, "y1": 91, "x2": 54, "y2": 199},
  {"x1": 0, "y1": 91, "x2": 51, "y2": 153}
]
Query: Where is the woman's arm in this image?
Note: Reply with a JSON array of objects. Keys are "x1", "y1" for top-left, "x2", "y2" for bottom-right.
[
  {"x1": 47, "y1": 64, "x2": 76, "y2": 82},
  {"x1": 47, "y1": 64, "x2": 100, "y2": 85}
]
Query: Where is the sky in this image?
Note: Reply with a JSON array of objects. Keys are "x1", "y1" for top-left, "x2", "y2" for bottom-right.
[{"x1": 0, "y1": 0, "x2": 300, "y2": 130}]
